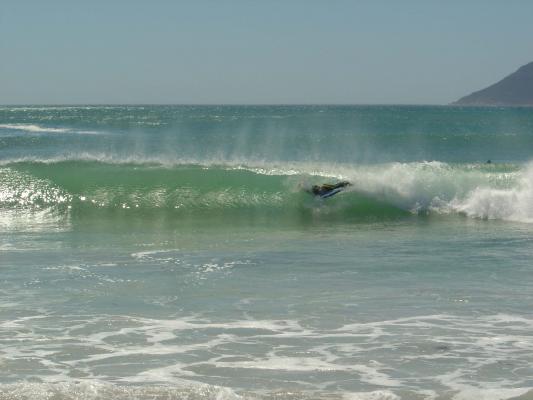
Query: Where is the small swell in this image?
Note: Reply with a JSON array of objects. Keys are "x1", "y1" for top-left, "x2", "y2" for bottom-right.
[{"x1": 0, "y1": 123, "x2": 100, "y2": 135}]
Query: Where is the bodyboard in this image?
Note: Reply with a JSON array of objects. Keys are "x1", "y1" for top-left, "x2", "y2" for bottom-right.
[{"x1": 319, "y1": 187, "x2": 343, "y2": 199}]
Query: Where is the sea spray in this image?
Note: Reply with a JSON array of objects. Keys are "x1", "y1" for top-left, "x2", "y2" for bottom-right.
[{"x1": 450, "y1": 162, "x2": 533, "y2": 222}]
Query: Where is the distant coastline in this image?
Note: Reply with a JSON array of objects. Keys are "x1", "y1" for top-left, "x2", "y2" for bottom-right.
[{"x1": 454, "y1": 61, "x2": 533, "y2": 106}]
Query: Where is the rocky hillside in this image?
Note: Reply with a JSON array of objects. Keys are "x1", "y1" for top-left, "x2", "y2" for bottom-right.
[{"x1": 454, "y1": 61, "x2": 533, "y2": 106}]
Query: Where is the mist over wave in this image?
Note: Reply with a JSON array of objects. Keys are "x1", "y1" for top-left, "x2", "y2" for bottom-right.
[
  {"x1": 2, "y1": 104, "x2": 533, "y2": 225},
  {"x1": 3, "y1": 105, "x2": 533, "y2": 164}
]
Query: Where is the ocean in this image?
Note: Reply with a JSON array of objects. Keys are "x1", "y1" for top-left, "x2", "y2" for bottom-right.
[{"x1": 1, "y1": 105, "x2": 533, "y2": 400}]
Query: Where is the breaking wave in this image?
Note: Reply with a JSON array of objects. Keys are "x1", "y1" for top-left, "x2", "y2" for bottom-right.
[
  {"x1": 1, "y1": 157, "x2": 532, "y2": 224},
  {"x1": 0, "y1": 123, "x2": 100, "y2": 135}
]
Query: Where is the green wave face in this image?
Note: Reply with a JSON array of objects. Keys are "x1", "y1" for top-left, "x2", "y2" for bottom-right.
[
  {"x1": 0, "y1": 161, "x2": 413, "y2": 229},
  {"x1": 2, "y1": 159, "x2": 529, "y2": 230}
]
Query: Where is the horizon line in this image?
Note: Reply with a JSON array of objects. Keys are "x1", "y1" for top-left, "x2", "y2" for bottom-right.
[
  {"x1": 0, "y1": 102, "x2": 465, "y2": 107},
  {"x1": 1, "y1": 103, "x2": 532, "y2": 108}
]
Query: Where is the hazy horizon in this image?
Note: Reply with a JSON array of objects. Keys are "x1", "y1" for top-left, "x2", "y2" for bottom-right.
[{"x1": 2, "y1": 1, "x2": 533, "y2": 105}]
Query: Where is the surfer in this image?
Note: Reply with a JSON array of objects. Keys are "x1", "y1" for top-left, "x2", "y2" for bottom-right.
[{"x1": 308, "y1": 181, "x2": 351, "y2": 197}]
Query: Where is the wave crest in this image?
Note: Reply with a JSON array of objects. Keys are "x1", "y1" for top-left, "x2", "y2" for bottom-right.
[
  {"x1": 449, "y1": 164, "x2": 533, "y2": 222},
  {"x1": 1, "y1": 159, "x2": 533, "y2": 224}
]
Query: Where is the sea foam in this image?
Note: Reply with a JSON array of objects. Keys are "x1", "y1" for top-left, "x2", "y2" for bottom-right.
[{"x1": 0, "y1": 123, "x2": 100, "y2": 135}]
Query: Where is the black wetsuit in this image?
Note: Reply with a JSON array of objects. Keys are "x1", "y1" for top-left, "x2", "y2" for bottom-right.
[{"x1": 310, "y1": 181, "x2": 350, "y2": 196}]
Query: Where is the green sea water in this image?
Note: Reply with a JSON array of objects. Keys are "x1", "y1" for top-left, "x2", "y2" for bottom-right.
[{"x1": 1, "y1": 106, "x2": 533, "y2": 400}]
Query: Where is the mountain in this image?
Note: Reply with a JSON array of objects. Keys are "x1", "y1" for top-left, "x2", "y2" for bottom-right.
[{"x1": 454, "y1": 61, "x2": 533, "y2": 106}]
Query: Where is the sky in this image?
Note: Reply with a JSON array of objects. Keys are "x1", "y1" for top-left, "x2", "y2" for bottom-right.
[{"x1": 1, "y1": 0, "x2": 533, "y2": 105}]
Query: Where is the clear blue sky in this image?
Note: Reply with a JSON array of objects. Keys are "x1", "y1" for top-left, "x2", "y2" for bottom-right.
[{"x1": 1, "y1": 0, "x2": 532, "y2": 105}]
